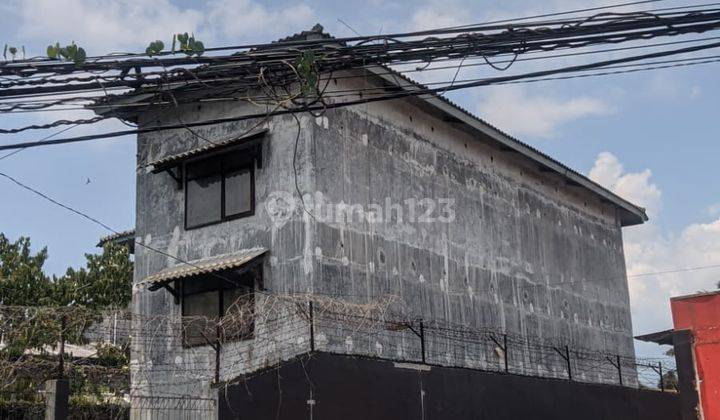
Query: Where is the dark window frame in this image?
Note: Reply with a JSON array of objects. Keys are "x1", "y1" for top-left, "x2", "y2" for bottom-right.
[
  {"x1": 180, "y1": 266, "x2": 261, "y2": 348},
  {"x1": 183, "y1": 151, "x2": 256, "y2": 230}
]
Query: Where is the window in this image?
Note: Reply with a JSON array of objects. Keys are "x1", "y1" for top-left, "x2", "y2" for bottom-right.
[
  {"x1": 185, "y1": 150, "x2": 255, "y2": 229},
  {"x1": 181, "y1": 266, "x2": 261, "y2": 347}
]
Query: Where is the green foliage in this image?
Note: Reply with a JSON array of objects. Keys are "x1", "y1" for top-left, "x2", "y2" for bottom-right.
[
  {"x1": 145, "y1": 33, "x2": 204, "y2": 57},
  {"x1": 296, "y1": 51, "x2": 319, "y2": 95},
  {"x1": 145, "y1": 40, "x2": 165, "y2": 56},
  {"x1": 0, "y1": 307, "x2": 93, "y2": 358},
  {"x1": 175, "y1": 32, "x2": 204, "y2": 56},
  {"x1": 0, "y1": 233, "x2": 132, "y2": 309},
  {"x1": 46, "y1": 42, "x2": 60, "y2": 59},
  {"x1": 1, "y1": 233, "x2": 132, "y2": 355},
  {"x1": 0, "y1": 233, "x2": 52, "y2": 306},
  {"x1": 53, "y1": 242, "x2": 133, "y2": 309},
  {"x1": 46, "y1": 42, "x2": 86, "y2": 66},
  {"x1": 94, "y1": 342, "x2": 130, "y2": 367},
  {"x1": 1, "y1": 234, "x2": 133, "y2": 407}
]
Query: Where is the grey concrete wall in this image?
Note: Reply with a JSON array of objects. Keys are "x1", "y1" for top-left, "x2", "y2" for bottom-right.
[
  {"x1": 130, "y1": 72, "x2": 637, "y2": 412},
  {"x1": 307, "y1": 74, "x2": 635, "y2": 382},
  {"x1": 131, "y1": 101, "x2": 317, "y2": 418}
]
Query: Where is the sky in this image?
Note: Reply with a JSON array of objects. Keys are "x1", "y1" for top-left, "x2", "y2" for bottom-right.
[{"x1": 0, "y1": 0, "x2": 719, "y2": 359}]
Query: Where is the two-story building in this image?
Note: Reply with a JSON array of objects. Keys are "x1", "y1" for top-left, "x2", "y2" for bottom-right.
[{"x1": 98, "y1": 25, "x2": 648, "y2": 418}]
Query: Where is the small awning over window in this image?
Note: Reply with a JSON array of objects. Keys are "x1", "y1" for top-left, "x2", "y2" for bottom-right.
[
  {"x1": 149, "y1": 128, "x2": 268, "y2": 174},
  {"x1": 139, "y1": 247, "x2": 268, "y2": 291},
  {"x1": 97, "y1": 229, "x2": 136, "y2": 254}
]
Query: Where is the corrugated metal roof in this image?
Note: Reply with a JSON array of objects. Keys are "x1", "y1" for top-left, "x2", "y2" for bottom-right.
[
  {"x1": 139, "y1": 247, "x2": 267, "y2": 287},
  {"x1": 149, "y1": 128, "x2": 268, "y2": 173},
  {"x1": 97, "y1": 229, "x2": 135, "y2": 247},
  {"x1": 261, "y1": 23, "x2": 340, "y2": 47}
]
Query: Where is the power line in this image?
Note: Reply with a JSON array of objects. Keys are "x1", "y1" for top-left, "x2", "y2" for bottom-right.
[
  {"x1": 2, "y1": 39, "x2": 719, "y2": 151},
  {"x1": 0, "y1": 4, "x2": 719, "y2": 143},
  {"x1": 0, "y1": 124, "x2": 77, "y2": 161},
  {"x1": 3, "y1": 7, "x2": 720, "y2": 88},
  {"x1": 0, "y1": 0, "x2": 675, "y2": 65},
  {"x1": 2, "y1": 161, "x2": 720, "y2": 286},
  {"x1": 7, "y1": 35, "x2": 715, "y2": 117},
  {"x1": 628, "y1": 263, "x2": 720, "y2": 278},
  {"x1": 0, "y1": 171, "x2": 117, "y2": 232},
  {"x1": 0, "y1": 170, "x2": 242, "y2": 289}
]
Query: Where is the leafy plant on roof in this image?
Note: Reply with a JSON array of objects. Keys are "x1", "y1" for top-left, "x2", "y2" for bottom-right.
[
  {"x1": 46, "y1": 42, "x2": 87, "y2": 66},
  {"x1": 145, "y1": 40, "x2": 165, "y2": 57},
  {"x1": 173, "y1": 32, "x2": 204, "y2": 57}
]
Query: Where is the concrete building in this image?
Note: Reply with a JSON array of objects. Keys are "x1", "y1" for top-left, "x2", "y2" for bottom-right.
[{"x1": 99, "y1": 26, "x2": 648, "y2": 416}]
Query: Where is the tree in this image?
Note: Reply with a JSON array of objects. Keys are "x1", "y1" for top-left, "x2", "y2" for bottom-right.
[
  {"x1": 1, "y1": 233, "x2": 133, "y2": 309},
  {"x1": 1, "y1": 234, "x2": 133, "y2": 403},
  {"x1": 0, "y1": 233, "x2": 52, "y2": 306},
  {"x1": 53, "y1": 242, "x2": 133, "y2": 309},
  {"x1": 1, "y1": 233, "x2": 133, "y2": 355}
]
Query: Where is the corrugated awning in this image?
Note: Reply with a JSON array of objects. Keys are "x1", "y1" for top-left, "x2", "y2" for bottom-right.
[
  {"x1": 149, "y1": 128, "x2": 268, "y2": 173},
  {"x1": 97, "y1": 229, "x2": 136, "y2": 254},
  {"x1": 139, "y1": 248, "x2": 268, "y2": 290}
]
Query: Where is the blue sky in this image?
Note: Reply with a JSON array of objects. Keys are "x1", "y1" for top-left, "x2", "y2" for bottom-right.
[{"x1": 1, "y1": 0, "x2": 719, "y2": 357}]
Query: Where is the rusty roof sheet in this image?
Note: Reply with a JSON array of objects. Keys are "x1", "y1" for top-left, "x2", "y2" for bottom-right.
[
  {"x1": 149, "y1": 128, "x2": 268, "y2": 173},
  {"x1": 139, "y1": 247, "x2": 268, "y2": 287}
]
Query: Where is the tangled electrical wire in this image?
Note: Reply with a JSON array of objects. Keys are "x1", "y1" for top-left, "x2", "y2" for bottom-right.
[{"x1": 1, "y1": 5, "x2": 720, "y2": 149}]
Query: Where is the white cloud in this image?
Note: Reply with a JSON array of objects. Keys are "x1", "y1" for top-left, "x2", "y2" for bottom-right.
[
  {"x1": 206, "y1": 0, "x2": 316, "y2": 40},
  {"x1": 643, "y1": 73, "x2": 703, "y2": 101},
  {"x1": 11, "y1": 0, "x2": 317, "y2": 55},
  {"x1": 476, "y1": 85, "x2": 614, "y2": 138},
  {"x1": 410, "y1": 1, "x2": 468, "y2": 31},
  {"x1": 15, "y1": 0, "x2": 205, "y2": 54},
  {"x1": 588, "y1": 152, "x2": 720, "y2": 336},
  {"x1": 588, "y1": 152, "x2": 661, "y2": 218}
]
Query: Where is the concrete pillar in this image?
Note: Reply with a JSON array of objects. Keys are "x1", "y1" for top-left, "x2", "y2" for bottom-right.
[
  {"x1": 673, "y1": 330, "x2": 700, "y2": 420},
  {"x1": 44, "y1": 379, "x2": 69, "y2": 420}
]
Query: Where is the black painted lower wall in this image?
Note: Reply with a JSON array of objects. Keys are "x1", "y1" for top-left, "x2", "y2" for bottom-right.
[{"x1": 219, "y1": 352, "x2": 680, "y2": 420}]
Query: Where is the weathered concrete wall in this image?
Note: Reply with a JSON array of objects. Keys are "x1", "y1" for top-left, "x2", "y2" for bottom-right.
[
  {"x1": 307, "y1": 74, "x2": 635, "y2": 382},
  {"x1": 130, "y1": 71, "x2": 637, "y2": 413},
  {"x1": 131, "y1": 100, "x2": 317, "y2": 418}
]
